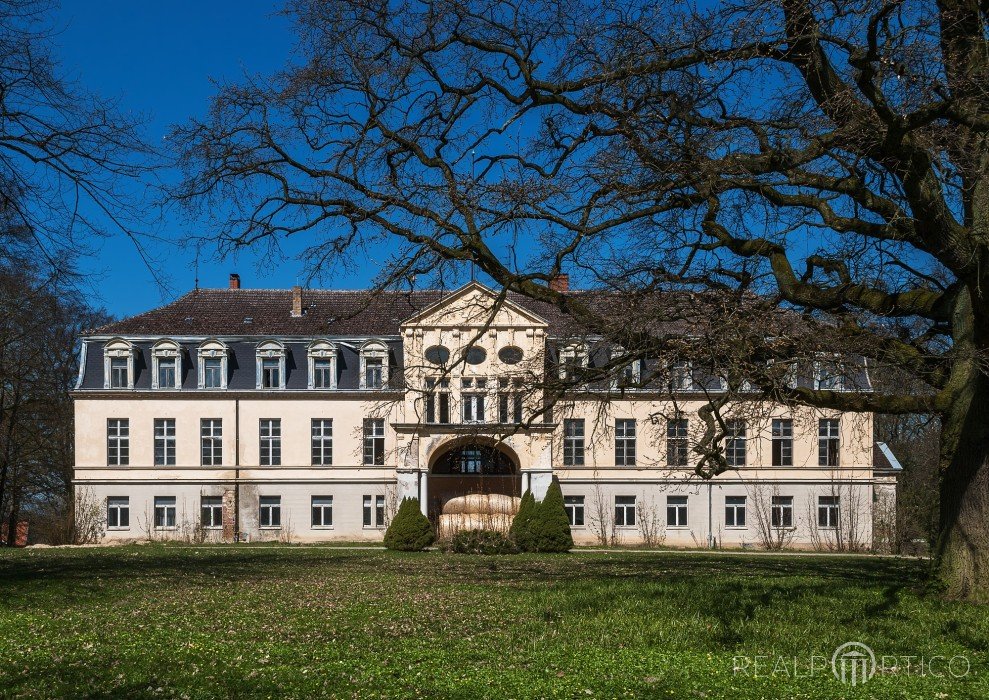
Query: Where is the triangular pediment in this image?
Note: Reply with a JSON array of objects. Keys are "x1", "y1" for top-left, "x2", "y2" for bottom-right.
[{"x1": 401, "y1": 282, "x2": 548, "y2": 329}]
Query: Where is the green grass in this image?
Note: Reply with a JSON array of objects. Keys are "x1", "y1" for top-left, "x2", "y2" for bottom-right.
[{"x1": 0, "y1": 547, "x2": 984, "y2": 699}]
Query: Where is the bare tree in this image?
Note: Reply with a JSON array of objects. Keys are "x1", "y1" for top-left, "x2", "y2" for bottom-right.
[{"x1": 172, "y1": 0, "x2": 989, "y2": 598}]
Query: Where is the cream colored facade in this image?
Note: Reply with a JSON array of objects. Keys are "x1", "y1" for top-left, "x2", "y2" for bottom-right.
[{"x1": 73, "y1": 282, "x2": 898, "y2": 548}]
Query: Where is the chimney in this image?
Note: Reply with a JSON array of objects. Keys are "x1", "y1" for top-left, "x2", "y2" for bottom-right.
[
  {"x1": 549, "y1": 273, "x2": 569, "y2": 292},
  {"x1": 229, "y1": 273, "x2": 241, "y2": 290},
  {"x1": 291, "y1": 285, "x2": 303, "y2": 317}
]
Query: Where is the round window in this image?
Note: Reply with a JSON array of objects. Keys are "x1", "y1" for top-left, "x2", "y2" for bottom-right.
[
  {"x1": 498, "y1": 346, "x2": 524, "y2": 365},
  {"x1": 465, "y1": 346, "x2": 487, "y2": 365},
  {"x1": 424, "y1": 345, "x2": 450, "y2": 365}
]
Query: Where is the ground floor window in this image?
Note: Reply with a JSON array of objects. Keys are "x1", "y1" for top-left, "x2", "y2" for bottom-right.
[
  {"x1": 201, "y1": 496, "x2": 223, "y2": 529},
  {"x1": 725, "y1": 495, "x2": 746, "y2": 528},
  {"x1": 107, "y1": 497, "x2": 129, "y2": 529},
  {"x1": 615, "y1": 495, "x2": 636, "y2": 527},
  {"x1": 564, "y1": 495, "x2": 585, "y2": 526},
  {"x1": 818, "y1": 495, "x2": 840, "y2": 528},
  {"x1": 667, "y1": 496, "x2": 688, "y2": 527},
  {"x1": 363, "y1": 495, "x2": 385, "y2": 528},
  {"x1": 154, "y1": 496, "x2": 176, "y2": 529},
  {"x1": 771, "y1": 495, "x2": 794, "y2": 529},
  {"x1": 312, "y1": 496, "x2": 333, "y2": 528},
  {"x1": 260, "y1": 496, "x2": 281, "y2": 529}
]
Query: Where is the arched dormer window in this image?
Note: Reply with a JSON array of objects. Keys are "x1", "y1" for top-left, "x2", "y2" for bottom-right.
[
  {"x1": 610, "y1": 346, "x2": 641, "y2": 389},
  {"x1": 198, "y1": 339, "x2": 228, "y2": 390},
  {"x1": 256, "y1": 340, "x2": 286, "y2": 390},
  {"x1": 307, "y1": 340, "x2": 337, "y2": 390},
  {"x1": 360, "y1": 340, "x2": 389, "y2": 390},
  {"x1": 559, "y1": 341, "x2": 588, "y2": 382},
  {"x1": 103, "y1": 338, "x2": 134, "y2": 389},
  {"x1": 151, "y1": 339, "x2": 183, "y2": 390}
]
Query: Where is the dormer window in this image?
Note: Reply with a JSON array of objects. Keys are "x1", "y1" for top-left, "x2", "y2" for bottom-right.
[
  {"x1": 559, "y1": 342, "x2": 588, "y2": 382},
  {"x1": 611, "y1": 346, "x2": 641, "y2": 389},
  {"x1": 198, "y1": 340, "x2": 228, "y2": 390},
  {"x1": 814, "y1": 357, "x2": 847, "y2": 391},
  {"x1": 360, "y1": 341, "x2": 389, "y2": 390},
  {"x1": 151, "y1": 340, "x2": 183, "y2": 390},
  {"x1": 256, "y1": 341, "x2": 287, "y2": 390},
  {"x1": 103, "y1": 339, "x2": 134, "y2": 389},
  {"x1": 670, "y1": 360, "x2": 693, "y2": 392},
  {"x1": 307, "y1": 340, "x2": 337, "y2": 390}
]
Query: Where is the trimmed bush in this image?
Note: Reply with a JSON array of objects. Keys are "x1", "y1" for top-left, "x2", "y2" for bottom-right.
[
  {"x1": 509, "y1": 490, "x2": 537, "y2": 551},
  {"x1": 451, "y1": 529, "x2": 518, "y2": 555},
  {"x1": 530, "y1": 480, "x2": 574, "y2": 553},
  {"x1": 383, "y1": 498, "x2": 434, "y2": 551}
]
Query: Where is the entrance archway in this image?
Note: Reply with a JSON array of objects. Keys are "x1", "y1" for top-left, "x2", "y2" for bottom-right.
[{"x1": 427, "y1": 439, "x2": 522, "y2": 522}]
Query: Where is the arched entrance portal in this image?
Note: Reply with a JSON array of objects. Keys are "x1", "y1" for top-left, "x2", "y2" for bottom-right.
[{"x1": 427, "y1": 440, "x2": 522, "y2": 522}]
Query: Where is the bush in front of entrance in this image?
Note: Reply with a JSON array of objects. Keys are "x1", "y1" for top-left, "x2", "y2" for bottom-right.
[
  {"x1": 383, "y1": 498, "x2": 435, "y2": 551},
  {"x1": 450, "y1": 529, "x2": 518, "y2": 555},
  {"x1": 509, "y1": 490, "x2": 537, "y2": 551},
  {"x1": 529, "y1": 480, "x2": 574, "y2": 553}
]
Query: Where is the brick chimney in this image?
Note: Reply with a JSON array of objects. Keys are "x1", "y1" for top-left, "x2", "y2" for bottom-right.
[
  {"x1": 291, "y1": 285, "x2": 303, "y2": 317},
  {"x1": 229, "y1": 273, "x2": 241, "y2": 290},
  {"x1": 549, "y1": 273, "x2": 569, "y2": 292}
]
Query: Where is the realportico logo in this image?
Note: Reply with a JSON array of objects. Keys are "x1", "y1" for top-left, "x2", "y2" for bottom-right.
[{"x1": 732, "y1": 641, "x2": 971, "y2": 684}]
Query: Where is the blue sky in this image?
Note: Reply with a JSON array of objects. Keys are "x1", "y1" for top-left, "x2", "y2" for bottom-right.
[{"x1": 53, "y1": 1, "x2": 364, "y2": 318}]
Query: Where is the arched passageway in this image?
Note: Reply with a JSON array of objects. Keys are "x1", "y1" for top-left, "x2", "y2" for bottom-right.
[{"x1": 427, "y1": 441, "x2": 521, "y2": 522}]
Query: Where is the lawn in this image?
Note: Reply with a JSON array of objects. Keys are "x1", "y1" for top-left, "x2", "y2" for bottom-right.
[{"x1": 0, "y1": 547, "x2": 984, "y2": 699}]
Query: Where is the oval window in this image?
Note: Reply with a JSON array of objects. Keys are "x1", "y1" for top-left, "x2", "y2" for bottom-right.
[
  {"x1": 424, "y1": 345, "x2": 450, "y2": 365},
  {"x1": 498, "y1": 346, "x2": 524, "y2": 365},
  {"x1": 465, "y1": 346, "x2": 487, "y2": 365}
]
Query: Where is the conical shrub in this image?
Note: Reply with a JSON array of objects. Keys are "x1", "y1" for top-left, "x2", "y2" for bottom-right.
[
  {"x1": 510, "y1": 489, "x2": 537, "y2": 552},
  {"x1": 383, "y1": 497, "x2": 434, "y2": 551},
  {"x1": 531, "y1": 480, "x2": 574, "y2": 553}
]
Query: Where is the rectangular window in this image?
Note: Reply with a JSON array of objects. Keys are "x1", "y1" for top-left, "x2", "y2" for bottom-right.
[
  {"x1": 259, "y1": 495, "x2": 281, "y2": 528},
  {"x1": 154, "y1": 419, "x2": 176, "y2": 466},
  {"x1": 615, "y1": 419, "x2": 636, "y2": 466},
  {"x1": 107, "y1": 497, "x2": 129, "y2": 529},
  {"x1": 107, "y1": 419, "x2": 129, "y2": 466},
  {"x1": 563, "y1": 419, "x2": 585, "y2": 466},
  {"x1": 363, "y1": 419, "x2": 385, "y2": 465},
  {"x1": 203, "y1": 358, "x2": 223, "y2": 388},
  {"x1": 365, "y1": 358, "x2": 383, "y2": 389},
  {"x1": 109, "y1": 357, "x2": 129, "y2": 388},
  {"x1": 260, "y1": 419, "x2": 281, "y2": 466},
  {"x1": 818, "y1": 495, "x2": 840, "y2": 528},
  {"x1": 725, "y1": 495, "x2": 746, "y2": 528},
  {"x1": 497, "y1": 378, "x2": 523, "y2": 424},
  {"x1": 564, "y1": 495, "x2": 585, "y2": 526},
  {"x1": 667, "y1": 495, "x2": 688, "y2": 527},
  {"x1": 670, "y1": 361, "x2": 693, "y2": 392},
  {"x1": 157, "y1": 358, "x2": 176, "y2": 389},
  {"x1": 461, "y1": 378, "x2": 486, "y2": 423},
  {"x1": 201, "y1": 496, "x2": 223, "y2": 529},
  {"x1": 311, "y1": 419, "x2": 333, "y2": 466},
  {"x1": 725, "y1": 419, "x2": 746, "y2": 467},
  {"x1": 201, "y1": 419, "x2": 222, "y2": 466},
  {"x1": 261, "y1": 358, "x2": 280, "y2": 389},
  {"x1": 771, "y1": 495, "x2": 794, "y2": 528},
  {"x1": 154, "y1": 496, "x2": 176, "y2": 529},
  {"x1": 666, "y1": 418, "x2": 689, "y2": 467},
  {"x1": 772, "y1": 419, "x2": 793, "y2": 467},
  {"x1": 425, "y1": 378, "x2": 451, "y2": 424},
  {"x1": 818, "y1": 419, "x2": 840, "y2": 467},
  {"x1": 312, "y1": 496, "x2": 333, "y2": 528},
  {"x1": 312, "y1": 359, "x2": 333, "y2": 389},
  {"x1": 363, "y1": 494, "x2": 386, "y2": 527},
  {"x1": 615, "y1": 495, "x2": 636, "y2": 527}
]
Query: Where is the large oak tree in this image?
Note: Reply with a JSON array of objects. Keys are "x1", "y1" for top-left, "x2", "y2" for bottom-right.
[{"x1": 172, "y1": 0, "x2": 988, "y2": 598}]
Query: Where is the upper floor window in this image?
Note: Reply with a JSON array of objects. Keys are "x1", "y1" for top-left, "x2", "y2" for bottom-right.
[
  {"x1": 461, "y1": 378, "x2": 487, "y2": 423},
  {"x1": 611, "y1": 346, "x2": 641, "y2": 389},
  {"x1": 814, "y1": 358, "x2": 848, "y2": 391},
  {"x1": 151, "y1": 340, "x2": 182, "y2": 390},
  {"x1": 103, "y1": 339, "x2": 134, "y2": 389},
  {"x1": 725, "y1": 419, "x2": 746, "y2": 467},
  {"x1": 201, "y1": 418, "x2": 222, "y2": 466},
  {"x1": 311, "y1": 419, "x2": 333, "y2": 466},
  {"x1": 107, "y1": 419, "x2": 129, "y2": 465},
  {"x1": 361, "y1": 341, "x2": 388, "y2": 389},
  {"x1": 563, "y1": 419, "x2": 585, "y2": 466},
  {"x1": 615, "y1": 419, "x2": 636, "y2": 466},
  {"x1": 256, "y1": 341, "x2": 286, "y2": 390},
  {"x1": 559, "y1": 342, "x2": 588, "y2": 383},
  {"x1": 154, "y1": 418, "x2": 176, "y2": 466},
  {"x1": 669, "y1": 361, "x2": 693, "y2": 392},
  {"x1": 260, "y1": 419, "x2": 281, "y2": 466},
  {"x1": 425, "y1": 377, "x2": 451, "y2": 424},
  {"x1": 498, "y1": 377, "x2": 523, "y2": 424},
  {"x1": 198, "y1": 340, "x2": 228, "y2": 390},
  {"x1": 772, "y1": 418, "x2": 793, "y2": 467},
  {"x1": 819, "y1": 419, "x2": 840, "y2": 467},
  {"x1": 363, "y1": 419, "x2": 385, "y2": 465},
  {"x1": 666, "y1": 418, "x2": 689, "y2": 467},
  {"x1": 307, "y1": 340, "x2": 337, "y2": 390}
]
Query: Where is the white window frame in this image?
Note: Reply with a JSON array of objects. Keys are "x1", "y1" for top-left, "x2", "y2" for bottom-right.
[
  {"x1": 771, "y1": 495, "x2": 794, "y2": 529},
  {"x1": 425, "y1": 377, "x2": 451, "y2": 424},
  {"x1": 259, "y1": 495, "x2": 281, "y2": 529},
  {"x1": 461, "y1": 377, "x2": 487, "y2": 424},
  {"x1": 818, "y1": 495, "x2": 840, "y2": 529},
  {"x1": 564, "y1": 495, "x2": 585, "y2": 527},
  {"x1": 670, "y1": 360, "x2": 693, "y2": 392},
  {"x1": 311, "y1": 418, "x2": 333, "y2": 466},
  {"x1": 201, "y1": 418, "x2": 223, "y2": 466},
  {"x1": 107, "y1": 418, "x2": 129, "y2": 466},
  {"x1": 307, "y1": 340, "x2": 337, "y2": 390},
  {"x1": 312, "y1": 496, "x2": 334, "y2": 528},
  {"x1": 363, "y1": 419, "x2": 385, "y2": 465},
  {"x1": 103, "y1": 338, "x2": 135, "y2": 389},
  {"x1": 814, "y1": 357, "x2": 848, "y2": 391},
  {"x1": 260, "y1": 419, "x2": 282, "y2": 466},
  {"x1": 107, "y1": 496, "x2": 130, "y2": 530},
  {"x1": 151, "y1": 339, "x2": 182, "y2": 390},
  {"x1": 363, "y1": 494, "x2": 386, "y2": 528},
  {"x1": 667, "y1": 495, "x2": 688, "y2": 528},
  {"x1": 197, "y1": 340, "x2": 228, "y2": 390},
  {"x1": 563, "y1": 418, "x2": 585, "y2": 466},
  {"x1": 725, "y1": 496, "x2": 746, "y2": 529},
  {"x1": 615, "y1": 495, "x2": 636, "y2": 527},
  {"x1": 818, "y1": 418, "x2": 840, "y2": 467},
  {"x1": 725, "y1": 419, "x2": 747, "y2": 467},
  {"x1": 154, "y1": 496, "x2": 177, "y2": 530},
  {"x1": 153, "y1": 418, "x2": 176, "y2": 466},
  {"x1": 256, "y1": 340, "x2": 287, "y2": 390},
  {"x1": 615, "y1": 419, "x2": 636, "y2": 466},
  {"x1": 772, "y1": 418, "x2": 793, "y2": 467},
  {"x1": 201, "y1": 496, "x2": 223, "y2": 529},
  {"x1": 559, "y1": 341, "x2": 589, "y2": 382},
  {"x1": 666, "y1": 418, "x2": 689, "y2": 467},
  {"x1": 360, "y1": 340, "x2": 389, "y2": 390},
  {"x1": 610, "y1": 346, "x2": 641, "y2": 389}
]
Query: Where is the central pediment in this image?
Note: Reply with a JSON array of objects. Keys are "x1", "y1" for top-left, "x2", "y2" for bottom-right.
[{"x1": 400, "y1": 282, "x2": 548, "y2": 330}]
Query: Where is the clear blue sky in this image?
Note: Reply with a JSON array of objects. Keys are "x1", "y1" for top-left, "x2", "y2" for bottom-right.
[{"x1": 53, "y1": 1, "x2": 378, "y2": 319}]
